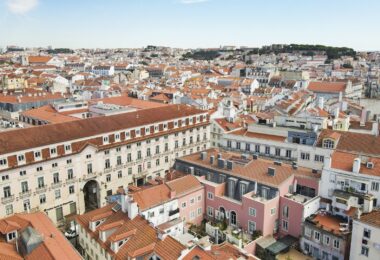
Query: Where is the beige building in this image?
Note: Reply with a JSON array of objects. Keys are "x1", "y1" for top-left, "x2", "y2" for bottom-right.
[{"x1": 0, "y1": 105, "x2": 210, "y2": 225}]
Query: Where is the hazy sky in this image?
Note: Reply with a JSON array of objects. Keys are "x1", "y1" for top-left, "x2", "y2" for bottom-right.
[{"x1": 1, "y1": 0, "x2": 379, "y2": 50}]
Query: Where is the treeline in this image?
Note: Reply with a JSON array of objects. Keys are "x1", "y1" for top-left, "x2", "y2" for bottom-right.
[
  {"x1": 47, "y1": 48, "x2": 74, "y2": 54},
  {"x1": 248, "y1": 44, "x2": 356, "y2": 59},
  {"x1": 182, "y1": 50, "x2": 221, "y2": 60}
]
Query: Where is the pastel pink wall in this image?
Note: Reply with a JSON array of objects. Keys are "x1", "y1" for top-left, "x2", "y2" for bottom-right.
[
  {"x1": 295, "y1": 176, "x2": 320, "y2": 194},
  {"x1": 277, "y1": 176, "x2": 295, "y2": 196},
  {"x1": 279, "y1": 196, "x2": 304, "y2": 238},
  {"x1": 178, "y1": 187, "x2": 204, "y2": 225}
]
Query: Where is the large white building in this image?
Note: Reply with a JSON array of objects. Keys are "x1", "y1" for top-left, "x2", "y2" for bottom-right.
[{"x1": 0, "y1": 104, "x2": 210, "y2": 225}]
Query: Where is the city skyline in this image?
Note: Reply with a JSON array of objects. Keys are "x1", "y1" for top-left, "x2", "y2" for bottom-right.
[{"x1": 1, "y1": 0, "x2": 379, "y2": 51}]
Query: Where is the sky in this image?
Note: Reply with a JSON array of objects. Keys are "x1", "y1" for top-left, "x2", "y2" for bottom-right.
[{"x1": 0, "y1": 0, "x2": 379, "y2": 51}]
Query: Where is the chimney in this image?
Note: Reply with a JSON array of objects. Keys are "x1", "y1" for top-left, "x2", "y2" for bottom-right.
[
  {"x1": 217, "y1": 158, "x2": 225, "y2": 168},
  {"x1": 121, "y1": 188, "x2": 128, "y2": 213},
  {"x1": 334, "y1": 107, "x2": 340, "y2": 118},
  {"x1": 360, "y1": 109, "x2": 367, "y2": 126},
  {"x1": 318, "y1": 97, "x2": 324, "y2": 109},
  {"x1": 127, "y1": 196, "x2": 139, "y2": 219},
  {"x1": 324, "y1": 157, "x2": 331, "y2": 169},
  {"x1": 226, "y1": 160, "x2": 233, "y2": 170},
  {"x1": 353, "y1": 158, "x2": 361, "y2": 173},
  {"x1": 253, "y1": 154, "x2": 258, "y2": 160},
  {"x1": 210, "y1": 155, "x2": 215, "y2": 165},
  {"x1": 200, "y1": 151, "x2": 207, "y2": 160},
  {"x1": 268, "y1": 167, "x2": 275, "y2": 177}
]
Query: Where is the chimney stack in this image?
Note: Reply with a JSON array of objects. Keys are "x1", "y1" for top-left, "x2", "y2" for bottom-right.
[
  {"x1": 210, "y1": 155, "x2": 215, "y2": 165},
  {"x1": 353, "y1": 158, "x2": 361, "y2": 173},
  {"x1": 200, "y1": 151, "x2": 207, "y2": 160}
]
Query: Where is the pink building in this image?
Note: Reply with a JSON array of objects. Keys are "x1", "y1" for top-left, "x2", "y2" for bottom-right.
[{"x1": 175, "y1": 148, "x2": 321, "y2": 238}]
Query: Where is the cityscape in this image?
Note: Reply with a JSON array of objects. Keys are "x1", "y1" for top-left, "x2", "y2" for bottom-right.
[{"x1": 1, "y1": 0, "x2": 380, "y2": 260}]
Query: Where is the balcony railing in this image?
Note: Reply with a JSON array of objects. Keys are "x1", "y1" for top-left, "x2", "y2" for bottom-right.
[
  {"x1": 66, "y1": 178, "x2": 77, "y2": 185},
  {"x1": 35, "y1": 185, "x2": 47, "y2": 194},
  {"x1": 51, "y1": 181, "x2": 62, "y2": 189},
  {"x1": 168, "y1": 208, "x2": 180, "y2": 216},
  {"x1": 1, "y1": 195, "x2": 14, "y2": 204},
  {"x1": 19, "y1": 190, "x2": 32, "y2": 199}
]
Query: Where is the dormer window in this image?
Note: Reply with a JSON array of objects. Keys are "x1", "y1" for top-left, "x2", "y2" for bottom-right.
[
  {"x1": 189, "y1": 118, "x2": 193, "y2": 124},
  {"x1": 163, "y1": 123, "x2": 168, "y2": 129},
  {"x1": 0, "y1": 158, "x2": 7, "y2": 166},
  {"x1": 7, "y1": 231, "x2": 16, "y2": 241},
  {"x1": 34, "y1": 151, "x2": 41, "y2": 158},
  {"x1": 17, "y1": 155, "x2": 25, "y2": 162},
  {"x1": 174, "y1": 121, "x2": 178, "y2": 128},
  {"x1": 323, "y1": 139, "x2": 335, "y2": 149},
  {"x1": 182, "y1": 119, "x2": 186, "y2": 126},
  {"x1": 65, "y1": 144, "x2": 71, "y2": 151},
  {"x1": 115, "y1": 134, "x2": 120, "y2": 141},
  {"x1": 125, "y1": 132, "x2": 130, "y2": 139},
  {"x1": 103, "y1": 136, "x2": 109, "y2": 144},
  {"x1": 136, "y1": 129, "x2": 141, "y2": 136},
  {"x1": 196, "y1": 116, "x2": 200, "y2": 123},
  {"x1": 50, "y1": 148, "x2": 57, "y2": 155},
  {"x1": 154, "y1": 125, "x2": 159, "y2": 132}
]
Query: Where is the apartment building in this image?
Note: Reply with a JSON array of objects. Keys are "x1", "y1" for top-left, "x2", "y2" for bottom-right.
[
  {"x1": 0, "y1": 104, "x2": 210, "y2": 225},
  {"x1": 350, "y1": 210, "x2": 380, "y2": 260},
  {"x1": 300, "y1": 212, "x2": 351, "y2": 260},
  {"x1": 174, "y1": 148, "x2": 320, "y2": 238},
  {"x1": 320, "y1": 151, "x2": 380, "y2": 217},
  {"x1": 0, "y1": 212, "x2": 81, "y2": 259},
  {"x1": 76, "y1": 203, "x2": 186, "y2": 260},
  {"x1": 221, "y1": 116, "x2": 332, "y2": 170}
]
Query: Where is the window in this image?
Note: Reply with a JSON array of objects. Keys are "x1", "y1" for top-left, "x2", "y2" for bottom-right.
[
  {"x1": 127, "y1": 153, "x2": 132, "y2": 162},
  {"x1": 190, "y1": 211, "x2": 196, "y2": 220},
  {"x1": 165, "y1": 143, "x2": 169, "y2": 151},
  {"x1": 282, "y1": 220, "x2": 288, "y2": 231},
  {"x1": 155, "y1": 145, "x2": 160, "y2": 154},
  {"x1": 198, "y1": 207, "x2": 202, "y2": 216},
  {"x1": 147, "y1": 162, "x2": 151, "y2": 169},
  {"x1": 286, "y1": 150, "x2": 292, "y2": 158},
  {"x1": 103, "y1": 136, "x2": 109, "y2": 143},
  {"x1": 65, "y1": 144, "x2": 71, "y2": 151},
  {"x1": 255, "y1": 145, "x2": 260, "y2": 153},
  {"x1": 106, "y1": 174, "x2": 111, "y2": 182},
  {"x1": 39, "y1": 194, "x2": 46, "y2": 204},
  {"x1": 305, "y1": 227, "x2": 312, "y2": 237},
  {"x1": 87, "y1": 163, "x2": 92, "y2": 174},
  {"x1": 248, "y1": 221, "x2": 256, "y2": 234},
  {"x1": 314, "y1": 231, "x2": 320, "y2": 241},
  {"x1": 105, "y1": 159, "x2": 110, "y2": 169},
  {"x1": 249, "y1": 207, "x2": 256, "y2": 217},
  {"x1": 182, "y1": 202, "x2": 186, "y2": 208},
  {"x1": 364, "y1": 228, "x2": 371, "y2": 239},
  {"x1": 315, "y1": 155, "x2": 324, "y2": 162},
  {"x1": 371, "y1": 182, "x2": 379, "y2": 192},
  {"x1": 52, "y1": 162, "x2": 58, "y2": 168},
  {"x1": 50, "y1": 148, "x2": 57, "y2": 155},
  {"x1": 53, "y1": 173, "x2": 59, "y2": 183},
  {"x1": 55, "y1": 189, "x2": 61, "y2": 199},
  {"x1": 7, "y1": 232, "x2": 16, "y2": 241},
  {"x1": 69, "y1": 185, "x2": 75, "y2": 194},
  {"x1": 115, "y1": 134, "x2": 120, "y2": 141},
  {"x1": 236, "y1": 142, "x2": 241, "y2": 149},
  {"x1": 37, "y1": 177, "x2": 44, "y2": 188},
  {"x1": 128, "y1": 167, "x2": 132, "y2": 175},
  {"x1": 270, "y1": 208, "x2": 276, "y2": 215},
  {"x1": 34, "y1": 151, "x2": 41, "y2": 158},
  {"x1": 21, "y1": 181, "x2": 28, "y2": 193},
  {"x1": 301, "y1": 152, "x2": 310, "y2": 160},
  {"x1": 18, "y1": 154, "x2": 25, "y2": 161},
  {"x1": 117, "y1": 156, "x2": 122, "y2": 165},
  {"x1": 165, "y1": 156, "x2": 169, "y2": 163},
  {"x1": 275, "y1": 148, "x2": 280, "y2": 156},
  {"x1": 361, "y1": 246, "x2": 369, "y2": 257},
  {"x1": 198, "y1": 195, "x2": 202, "y2": 201},
  {"x1": 67, "y1": 159, "x2": 72, "y2": 164},
  {"x1": 118, "y1": 171, "x2": 122, "y2": 179},
  {"x1": 146, "y1": 148, "x2": 151, "y2": 157},
  {"x1": 36, "y1": 166, "x2": 43, "y2": 172},
  {"x1": 265, "y1": 146, "x2": 270, "y2": 154},
  {"x1": 324, "y1": 235, "x2": 330, "y2": 245},
  {"x1": 5, "y1": 205, "x2": 13, "y2": 215},
  {"x1": 207, "y1": 206, "x2": 213, "y2": 217},
  {"x1": 156, "y1": 159, "x2": 160, "y2": 166},
  {"x1": 67, "y1": 169, "x2": 74, "y2": 179},
  {"x1": 323, "y1": 139, "x2": 335, "y2": 149},
  {"x1": 207, "y1": 192, "x2": 214, "y2": 200},
  {"x1": 116, "y1": 147, "x2": 121, "y2": 152},
  {"x1": 190, "y1": 198, "x2": 195, "y2": 204},
  {"x1": 2, "y1": 174, "x2": 9, "y2": 180},
  {"x1": 86, "y1": 154, "x2": 91, "y2": 159},
  {"x1": 333, "y1": 239, "x2": 340, "y2": 249},
  {"x1": 3, "y1": 186, "x2": 11, "y2": 198},
  {"x1": 282, "y1": 206, "x2": 289, "y2": 218},
  {"x1": 104, "y1": 150, "x2": 110, "y2": 155}
]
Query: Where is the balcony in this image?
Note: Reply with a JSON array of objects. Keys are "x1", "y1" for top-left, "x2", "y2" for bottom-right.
[
  {"x1": 66, "y1": 178, "x2": 77, "y2": 185},
  {"x1": 104, "y1": 167, "x2": 112, "y2": 173},
  {"x1": 1, "y1": 195, "x2": 14, "y2": 204},
  {"x1": 51, "y1": 181, "x2": 62, "y2": 189},
  {"x1": 35, "y1": 185, "x2": 48, "y2": 194},
  {"x1": 168, "y1": 208, "x2": 180, "y2": 217},
  {"x1": 19, "y1": 190, "x2": 32, "y2": 199}
]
